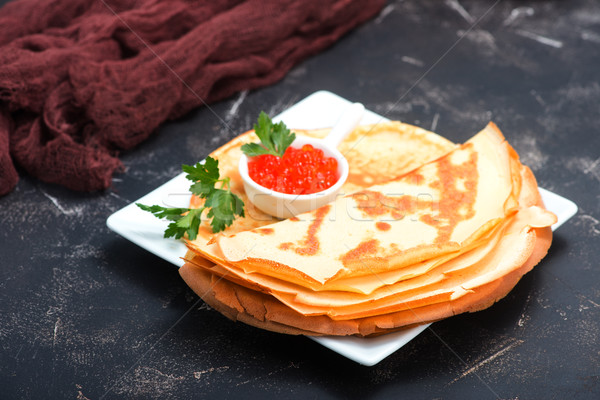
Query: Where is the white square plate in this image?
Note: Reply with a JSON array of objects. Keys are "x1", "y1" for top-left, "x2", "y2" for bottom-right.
[{"x1": 107, "y1": 91, "x2": 578, "y2": 366}]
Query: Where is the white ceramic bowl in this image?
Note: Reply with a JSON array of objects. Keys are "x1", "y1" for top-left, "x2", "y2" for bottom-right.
[
  {"x1": 239, "y1": 103, "x2": 364, "y2": 219},
  {"x1": 239, "y1": 137, "x2": 349, "y2": 219}
]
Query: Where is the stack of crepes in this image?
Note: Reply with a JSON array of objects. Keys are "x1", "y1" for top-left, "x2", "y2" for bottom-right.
[{"x1": 179, "y1": 121, "x2": 557, "y2": 337}]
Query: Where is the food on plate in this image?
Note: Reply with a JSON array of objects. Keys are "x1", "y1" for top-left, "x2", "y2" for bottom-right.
[{"x1": 179, "y1": 118, "x2": 556, "y2": 336}]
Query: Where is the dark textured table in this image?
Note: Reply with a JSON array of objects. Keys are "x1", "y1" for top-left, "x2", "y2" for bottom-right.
[{"x1": 2, "y1": 0, "x2": 599, "y2": 399}]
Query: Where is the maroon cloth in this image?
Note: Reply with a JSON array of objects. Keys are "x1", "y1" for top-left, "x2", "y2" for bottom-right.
[{"x1": 0, "y1": 0, "x2": 384, "y2": 195}]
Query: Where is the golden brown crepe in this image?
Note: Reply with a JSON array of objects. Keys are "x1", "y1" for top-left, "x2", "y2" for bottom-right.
[{"x1": 179, "y1": 121, "x2": 557, "y2": 337}]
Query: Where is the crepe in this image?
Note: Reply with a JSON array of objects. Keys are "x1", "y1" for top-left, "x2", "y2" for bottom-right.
[{"x1": 180, "y1": 121, "x2": 557, "y2": 337}]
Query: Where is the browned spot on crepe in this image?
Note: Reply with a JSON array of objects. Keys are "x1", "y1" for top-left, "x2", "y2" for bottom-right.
[
  {"x1": 341, "y1": 239, "x2": 381, "y2": 265},
  {"x1": 421, "y1": 148, "x2": 478, "y2": 243},
  {"x1": 375, "y1": 222, "x2": 391, "y2": 231},
  {"x1": 277, "y1": 205, "x2": 331, "y2": 256},
  {"x1": 351, "y1": 191, "x2": 420, "y2": 220}
]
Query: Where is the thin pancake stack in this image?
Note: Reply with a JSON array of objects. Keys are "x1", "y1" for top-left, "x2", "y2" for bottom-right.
[{"x1": 180, "y1": 122, "x2": 557, "y2": 337}]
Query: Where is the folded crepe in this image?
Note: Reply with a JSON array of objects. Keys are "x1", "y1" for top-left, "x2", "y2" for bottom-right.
[{"x1": 180, "y1": 121, "x2": 556, "y2": 337}]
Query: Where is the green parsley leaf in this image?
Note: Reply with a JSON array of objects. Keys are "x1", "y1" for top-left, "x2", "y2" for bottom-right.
[
  {"x1": 183, "y1": 157, "x2": 220, "y2": 197},
  {"x1": 136, "y1": 204, "x2": 203, "y2": 240},
  {"x1": 241, "y1": 111, "x2": 295, "y2": 158},
  {"x1": 239, "y1": 142, "x2": 269, "y2": 158},
  {"x1": 136, "y1": 156, "x2": 245, "y2": 237},
  {"x1": 135, "y1": 204, "x2": 188, "y2": 221},
  {"x1": 205, "y1": 188, "x2": 245, "y2": 233}
]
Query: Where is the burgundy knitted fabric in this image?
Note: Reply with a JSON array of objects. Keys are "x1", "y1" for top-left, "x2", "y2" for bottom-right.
[{"x1": 0, "y1": 0, "x2": 384, "y2": 195}]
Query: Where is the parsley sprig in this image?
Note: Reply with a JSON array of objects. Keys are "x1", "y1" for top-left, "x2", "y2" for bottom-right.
[
  {"x1": 136, "y1": 156, "x2": 244, "y2": 239},
  {"x1": 240, "y1": 111, "x2": 296, "y2": 157}
]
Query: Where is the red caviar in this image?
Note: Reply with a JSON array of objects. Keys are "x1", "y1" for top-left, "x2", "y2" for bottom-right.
[{"x1": 247, "y1": 144, "x2": 339, "y2": 194}]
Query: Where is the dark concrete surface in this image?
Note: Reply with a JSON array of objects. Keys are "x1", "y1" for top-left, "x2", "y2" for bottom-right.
[{"x1": 1, "y1": 0, "x2": 599, "y2": 399}]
